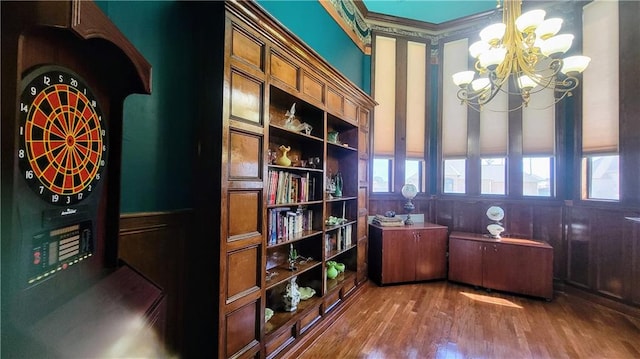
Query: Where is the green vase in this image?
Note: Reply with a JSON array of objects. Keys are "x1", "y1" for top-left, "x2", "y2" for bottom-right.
[{"x1": 326, "y1": 265, "x2": 338, "y2": 279}]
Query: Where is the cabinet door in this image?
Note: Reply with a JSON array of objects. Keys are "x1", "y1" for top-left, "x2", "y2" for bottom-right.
[
  {"x1": 415, "y1": 229, "x2": 448, "y2": 281},
  {"x1": 484, "y1": 243, "x2": 553, "y2": 298},
  {"x1": 448, "y1": 238, "x2": 483, "y2": 286},
  {"x1": 482, "y1": 243, "x2": 514, "y2": 292},
  {"x1": 382, "y1": 231, "x2": 416, "y2": 284}
]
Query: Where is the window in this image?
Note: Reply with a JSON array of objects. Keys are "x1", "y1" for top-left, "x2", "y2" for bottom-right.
[
  {"x1": 582, "y1": 1, "x2": 619, "y2": 202},
  {"x1": 405, "y1": 159, "x2": 425, "y2": 192},
  {"x1": 372, "y1": 158, "x2": 392, "y2": 192},
  {"x1": 443, "y1": 159, "x2": 465, "y2": 194},
  {"x1": 523, "y1": 157, "x2": 552, "y2": 197},
  {"x1": 585, "y1": 155, "x2": 619, "y2": 200},
  {"x1": 481, "y1": 158, "x2": 505, "y2": 195}
]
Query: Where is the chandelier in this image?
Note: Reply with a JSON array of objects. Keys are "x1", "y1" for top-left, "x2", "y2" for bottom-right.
[{"x1": 452, "y1": 0, "x2": 591, "y2": 111}]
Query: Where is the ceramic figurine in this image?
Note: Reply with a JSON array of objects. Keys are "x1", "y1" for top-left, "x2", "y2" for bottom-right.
[
  {"x1": 282, "y1": 276, "x2": 300, "y2": 312},
  {"x1": 275, "y1": 145, "x2": 292, "y2": 166},
  {"x1": 333, "y1": 172, "x2": 343, "y2": 197}
]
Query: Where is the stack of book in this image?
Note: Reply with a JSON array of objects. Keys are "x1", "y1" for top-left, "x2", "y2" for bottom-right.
[{"x1": 372, "y1": 215, "x2": 404, "y2": 227}]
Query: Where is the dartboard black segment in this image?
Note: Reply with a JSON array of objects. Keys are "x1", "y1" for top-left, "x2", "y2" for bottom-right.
[{"x1": 18, "y1": 66, "x2": 108, "y2": 206}]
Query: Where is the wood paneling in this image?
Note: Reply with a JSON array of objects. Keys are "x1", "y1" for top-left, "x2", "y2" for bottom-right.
[
  {"x1": 302, "y1": 71, "x2": 324, "y2": 103},
  {"x1": 229, "y1": 130, "x2": 262, "y2": 180},
  {"x1": 119, "y1": 210, "x2": 190, "y2": 355},
  {"x1": 270, "y1": 52, "x2": 298, "y2": 90},
  {"x1": 225, "y1": 301, "x2": 260, "y2": 358},
  {"x1": 231, "y1": 25, "x2": 264, "y2": 70},
  {"x1": 567, "y1": 206, "x2": 591, "y2": 287},
  {"x1": 327, "y1": 87, "x2": 344, "y2": 115},
  {"x1": 230, "y1": 71, "x2": 263, "y2": 124},
  {"x1": 344, "y1": 99, "x2": 357, "y2": 125},
  {"x1": 227, "y1": 190, "x2": 261, "y2": 240},
  {"x1": 226, "y1": 246, "x2": 260, "y2": 302}
]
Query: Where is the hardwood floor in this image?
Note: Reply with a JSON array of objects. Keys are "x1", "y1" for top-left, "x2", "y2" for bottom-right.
[{"x1": 297, "y1": 281, "x2": 640, "y2": 358}]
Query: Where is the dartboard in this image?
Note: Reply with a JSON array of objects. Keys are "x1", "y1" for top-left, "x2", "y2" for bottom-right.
[{"x1": 17, "y1": 66, "x2": 108, "y2": 206}]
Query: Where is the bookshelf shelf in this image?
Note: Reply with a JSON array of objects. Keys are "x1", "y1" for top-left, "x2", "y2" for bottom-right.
[
  {"x1": 265, "y1": 260, "x2": 322, "y2": 291},
  {"x1": 326, "y1": 243, "x2": 357, "y2": 261},
  {"x1": 265, "y1": 296, "x2": 322, "y2": 335}
]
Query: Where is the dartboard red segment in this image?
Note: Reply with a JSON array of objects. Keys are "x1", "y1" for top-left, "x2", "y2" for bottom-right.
[{"x1": 18, "y1": 66, "x2": 108, "y2": 205}]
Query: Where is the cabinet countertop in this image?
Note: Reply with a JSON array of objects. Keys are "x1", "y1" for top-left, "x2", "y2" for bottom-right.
[
  {"x1": 450, "y1": 231, "x2": 552, "y2": 249},
  {"x1": 369, "y1": 222, "x2": 448, "y2": 231}
]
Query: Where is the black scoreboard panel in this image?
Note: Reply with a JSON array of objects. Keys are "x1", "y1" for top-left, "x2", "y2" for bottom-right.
[{"x1": 28, "y1": 220, "x2": 93, "y2": 286}]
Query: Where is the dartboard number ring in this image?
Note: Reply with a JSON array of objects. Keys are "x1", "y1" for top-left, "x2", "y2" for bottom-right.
[{"x1": 18, "y1": 66, "x2": 108, "y2": 206}]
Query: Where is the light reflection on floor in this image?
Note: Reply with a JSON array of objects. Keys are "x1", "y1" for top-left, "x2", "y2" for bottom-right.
[{"x1": 460, "y1": 291, "x2": 523, "y2": 308}]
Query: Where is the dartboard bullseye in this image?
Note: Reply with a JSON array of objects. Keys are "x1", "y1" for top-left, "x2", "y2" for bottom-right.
[{"x1": 18, "y1": 66, "x2": 108, "y2": 205}]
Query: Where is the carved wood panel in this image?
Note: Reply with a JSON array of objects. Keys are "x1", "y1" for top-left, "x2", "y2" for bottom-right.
[
  {"x1": 226, "y1": 245, "x2": 260, "y2": 302},
  {"x1": 225, "y1": 300, "x2": 260, "y2": 358},
  {"x1": 229, "y1": 130, "x2": 262, "y2": 180},
  {"x1": 227, "y1": 190, "x2": 261, "y2": 240},
  {"x1": 270, "y1": 51, "x2": 298, "y2": 90},
  {"x1": 302, "y1": 71, "x2": 324, "y2": 103},
  {"x1": 231, "y1": 25, "x2": 264, "y2": 71},
  {"x1": 230, "y1": 70, "x2": 263, "y2": 124}
]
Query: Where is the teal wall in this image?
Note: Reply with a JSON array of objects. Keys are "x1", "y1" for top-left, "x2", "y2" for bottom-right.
[
  {"x1": 97, "y1": 1, "x2": 197, "y2": 213},
  {"x1": 256, "y1": 0, "x2": 369, "y2": 92},
  {"x1": 98, "y1": 1, "x2": 369, "y2": 213}
]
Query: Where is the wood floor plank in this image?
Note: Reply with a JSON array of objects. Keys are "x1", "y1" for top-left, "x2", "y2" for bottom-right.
[{"x1": 296, "y1": 281, "x2": 640, "y2": 359}]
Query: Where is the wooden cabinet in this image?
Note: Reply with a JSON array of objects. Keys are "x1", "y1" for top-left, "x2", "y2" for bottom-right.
[
  {"x1": 207, "y1": 2, "x2": 375, "y2": 358},
  {"x1": 369, "y1": 223, "x2": 448, "y2": 285},
  {"x1": 448, "y1": 231, "x2": 554, "y2": 300}
]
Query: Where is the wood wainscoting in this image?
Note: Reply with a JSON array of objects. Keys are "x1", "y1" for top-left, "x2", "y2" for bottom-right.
[{"x1": 119, "y1": 209, "x2": 192, "y2": 356}]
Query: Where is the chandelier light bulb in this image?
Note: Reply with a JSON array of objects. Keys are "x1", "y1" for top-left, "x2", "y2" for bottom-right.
[
  {"x1": 561, "y1": 56, "x2": 591, "y2": 75},
  {"x1": 452, "y1": 71, "x2": 476, "y2": 87},
  {"x1": 479, "y1": 47, "x2": 507, "y2": 69},
  {"x1": 517, "y1": 75, "x2": 537, "y2": 90},
  {"x1": 480, "y1": 23, "x2": 506, "y2": 43},
  {"x1": 471, "y1": 78, "x2": 491, "y2": 92},
  {"x1": 469, "y1": 41, "x2": 490, "y2": 59},
  {"x1": 516, "y1": 9, "x2": 546, "y2": 33},
  {"x1": 535, "y1": 18, "x2": 563, "y2": 40},
  {"x1": 540, "y1": 34, "x2": 574, "y2": 56}
]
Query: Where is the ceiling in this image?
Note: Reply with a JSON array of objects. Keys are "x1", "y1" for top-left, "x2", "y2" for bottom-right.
[{"x1": 361, "y1": 0, "x2": 497, "y2": 24}]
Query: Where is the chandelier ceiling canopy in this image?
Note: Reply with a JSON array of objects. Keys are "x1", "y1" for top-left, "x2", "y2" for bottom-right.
[{"x1": 452, "y1": 0, "x2": 591, "y2": 111}]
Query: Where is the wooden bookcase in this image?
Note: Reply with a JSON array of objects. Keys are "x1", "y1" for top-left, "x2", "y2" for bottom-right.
[{"x1": 214, "y1": 2, "x2": 376, "y2": 358}]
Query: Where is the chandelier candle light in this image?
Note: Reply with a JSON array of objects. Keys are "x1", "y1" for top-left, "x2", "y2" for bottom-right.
[{"x1": 452, "y1": 0, "x2": 591, "y2": 111}]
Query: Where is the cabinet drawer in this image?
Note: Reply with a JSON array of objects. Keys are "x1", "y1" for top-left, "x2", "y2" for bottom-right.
[
  {"x1": 323, "y1": 290, "x2": 341, "y2": 314},
  {"x1": 340, "y1": 278, "x2": 356, "y2": 298},
  {"x1": 265, "y1": 325, "x2": 295, "y2": 358},
  {"x1": 298, "y1": 305, "x2": 321, "y2": 334}
]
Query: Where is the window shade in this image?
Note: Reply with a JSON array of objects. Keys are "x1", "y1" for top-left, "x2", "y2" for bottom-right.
[
  {"x1": 479, "y1": 91, "x2": 508, "y2": 156},
  {"x1": 582, "y1": 0, "x2": 619, "y2": 154},
  {"x1": 373, "y1": 36, "x2": 396, "y2": 157},
  {"x1": 406, "y1": 41, "x2": 427, "y2": 159},
  {"x1": 442, "y1": 38, "x2": 469, "y2": 157},
  {"x1": 523, "y1": 87, "x2": 555, "y2": 155}
]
